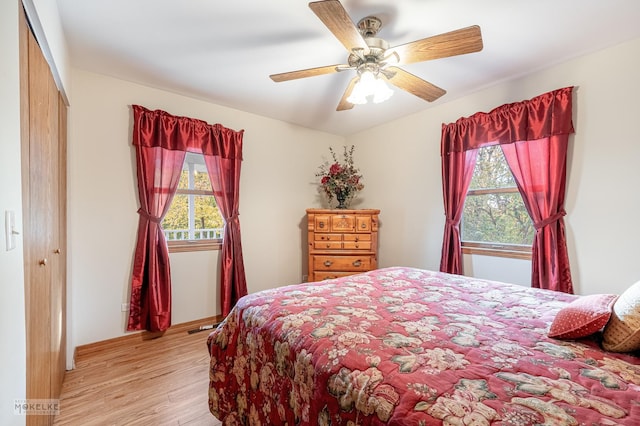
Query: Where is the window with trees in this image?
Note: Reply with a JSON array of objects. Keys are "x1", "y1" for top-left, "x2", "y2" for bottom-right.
[
  {"x1": 162, "y1": 152, "x2": 224, "y2": 252},
  {"x1": 461, "y1": 145, "x2": 533, "y2": 259}
]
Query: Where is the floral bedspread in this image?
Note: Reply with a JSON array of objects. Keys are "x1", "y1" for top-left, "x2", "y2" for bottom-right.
[{"x1": 207, "y1": 267, "x2": 640, "y2": 425}]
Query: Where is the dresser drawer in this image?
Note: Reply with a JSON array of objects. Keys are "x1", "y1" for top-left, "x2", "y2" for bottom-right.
[
  {"x1": 313, "y1": 255, "x2": 372, "y2": 271},
  {"x1": 330, "y1": 214, "x2": 355, "y2": 232},
  {"x1": 356, "y1": 215, "x2": 372, "y2": 232},
  {"x1": 343, "y1": 241, "x2": 372, "y2": 250},
  {"x1": 315, "y1": 233, "x2": 342, "y2": 242},
  {"x1": 314, "y1": 215, "x2": 331, "y2": 232},
  {"x1": 343, "y1": 234, "x2": 371, "y2": 242},
  {"x1": 314, "y1": 241, "x2": 343, "y2": 250},
  {"x1": 313, "y1": 271, "x2": 355, "y2": 281}
]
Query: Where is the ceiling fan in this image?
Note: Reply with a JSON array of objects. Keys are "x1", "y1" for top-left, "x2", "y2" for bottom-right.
[{"x1": 269, "y1": 0, "x2": 483, "y2": 111}]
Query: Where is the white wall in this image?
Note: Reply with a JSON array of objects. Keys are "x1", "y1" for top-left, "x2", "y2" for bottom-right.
[
  {"x1": 350, "y1": 37, "x2": 640, "y2": 296},
  {"x1": 67, "y1": 69, "x2": 344, "y2": 352},
  {"x1": 463, "y1": 256, "x2": 531, "y2": 287},
  {"x1": 0, "y1": 1, "x2": 26, "y2": 424}
]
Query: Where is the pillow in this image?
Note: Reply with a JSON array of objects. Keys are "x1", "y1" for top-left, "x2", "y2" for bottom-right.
[
  {"x1": 602, "y1": 280, "x2": 640, "y2": 352},
  {"x1": 548, "y1": 294, "x2": 618, "y2": 339}
]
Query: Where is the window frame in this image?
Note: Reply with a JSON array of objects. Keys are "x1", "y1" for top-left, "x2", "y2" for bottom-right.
[
  {"x1": 168, "y1": 238, "x2": 222, "y2": 253},
  {"x1": 164, "y1": 154, "x2": 223, "y2": 253},
  {"x1": 461, "y1": 241, "x2": 532, "y2": 260},
  {"x1": 461, "y1": 148, "x2": 532, "y2": 260}
]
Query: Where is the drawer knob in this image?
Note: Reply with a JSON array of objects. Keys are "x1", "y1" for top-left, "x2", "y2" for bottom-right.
[
  {"x1": 361, "y1": 223, "x2": 367, "y2": 229},
  {"x1": 353, "y1": 260, "x2": 362, "y2": 267},
  {"x1": 324, "y1": 260, "x2": 333, "y2": 267},
  {"x1": 319, "y1": 222, "x2": 325, "y2": 228}
]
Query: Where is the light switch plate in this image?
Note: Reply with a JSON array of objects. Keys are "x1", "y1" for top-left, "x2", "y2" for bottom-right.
[{"x1": 5, "y1": 210, "x2": 16, "y2": 251}]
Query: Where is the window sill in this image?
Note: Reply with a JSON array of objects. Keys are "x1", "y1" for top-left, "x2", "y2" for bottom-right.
[
  {"x1": 167, "y1": 240, "x2": 222, "y2": 253},
  {"x1": 462, "y1": 243, "x2": 531, "y2": 260}
]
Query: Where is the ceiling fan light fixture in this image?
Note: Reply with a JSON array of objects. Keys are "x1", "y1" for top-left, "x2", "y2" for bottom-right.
[
  {"x1": 347, "y1": 70, "x2": 393, "y2": 105},
  {"x1": 346, "y1": 88, "x2": 367, "y2": 105},
  {"x1": 372, "y1": 77, "x2": 393, "y2": 104}
]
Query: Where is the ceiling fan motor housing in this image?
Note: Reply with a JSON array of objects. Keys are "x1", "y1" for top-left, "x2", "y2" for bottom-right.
[{"x1": 347, "y1": 36, "x2": 389, "y2": 71}]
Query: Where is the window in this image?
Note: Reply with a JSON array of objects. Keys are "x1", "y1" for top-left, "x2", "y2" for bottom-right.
[
  {"x1": 461, "y1": 145, "x2": 533, "y2": 259},
  {"x1": 162, "y1": 152, "x2": 224, "y2": 252}
]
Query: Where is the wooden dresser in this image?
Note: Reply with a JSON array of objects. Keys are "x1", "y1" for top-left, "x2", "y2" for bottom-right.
[{"x1": 306, "y1": 209, "x2": 380, "y2": 282}]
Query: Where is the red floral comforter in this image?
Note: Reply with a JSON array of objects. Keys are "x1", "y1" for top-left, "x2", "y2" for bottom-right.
[{"x1": 207, "y1": 267, "x2": 640, "y2": 425}]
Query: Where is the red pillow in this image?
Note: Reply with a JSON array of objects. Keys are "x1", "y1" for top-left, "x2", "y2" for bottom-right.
[{"x1": 548, "y1": 294, "x2": 618, "y2": 339}]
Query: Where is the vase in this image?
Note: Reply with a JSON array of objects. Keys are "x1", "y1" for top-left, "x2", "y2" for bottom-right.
[{"x1": 335, "y1": 190, "x2": 348, "y2": 209}]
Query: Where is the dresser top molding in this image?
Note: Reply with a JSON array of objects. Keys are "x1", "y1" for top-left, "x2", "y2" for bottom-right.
[{"x1": 306, "y1": 208, "x2": 380, "y2": 214}]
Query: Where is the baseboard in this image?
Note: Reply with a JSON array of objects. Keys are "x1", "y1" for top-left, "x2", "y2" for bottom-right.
[{"x1": 72, "y1": 315, "x2": 224, "y2": 366}]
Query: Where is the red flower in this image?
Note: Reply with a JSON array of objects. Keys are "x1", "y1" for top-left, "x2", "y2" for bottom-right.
[
  {"x1": 321, "y1": 176, "x2": 329, "y2": 184},
  {"x1": 329, "y1": 163, "x2": 342, "y2": 175}
]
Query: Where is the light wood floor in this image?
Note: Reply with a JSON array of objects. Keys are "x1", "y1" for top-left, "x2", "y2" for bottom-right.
[{"x1": 54, "y1": 318, "x2": 223, "y2": 426}]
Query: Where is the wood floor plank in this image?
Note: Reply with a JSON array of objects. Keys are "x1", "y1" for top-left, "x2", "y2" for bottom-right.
[{"x1": 54, "y1": 318, "x2": 222, "y2": 426}]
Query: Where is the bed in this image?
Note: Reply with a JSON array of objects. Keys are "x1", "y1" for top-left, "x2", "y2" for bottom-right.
[{"x1": 207, "y1": 267, "x2": 640, "y2": 425}]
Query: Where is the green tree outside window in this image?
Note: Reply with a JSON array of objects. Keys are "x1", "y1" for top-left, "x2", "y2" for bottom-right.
[
  {"x1": 162, "y1": 153, "x2": 224, "y2": 241},
  {"x1": 462, "y1": 145, "x2": 534, "y2": 246}
]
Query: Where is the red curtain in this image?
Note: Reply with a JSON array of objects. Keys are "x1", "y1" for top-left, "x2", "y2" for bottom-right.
[
  {"x1": 501, "y1": 136, "x2": 573, "y2": 293},
  {"x1": 128, "y1": 105, "x2": 246, "y2": 331},
  {"x1": 440, "y1": 87, "x2": 574, "y2": 293},
  {"x1": 128, "y1": 146, "x2": 185, "y2": 331},
  {"x1": 439, "y1": 148, "x2": 478, "y2": 274},
  {"x1": 203, "y1": 153, "x2": 247, "y2": 317}
]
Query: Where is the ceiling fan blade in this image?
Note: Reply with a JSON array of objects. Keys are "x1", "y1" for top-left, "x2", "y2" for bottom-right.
[
  {"x1": 385, "y1": 66, "x2": 446, "y2": 102},
  {"x1": 390, "y1": 25, "x2": 483, "y2": 65},
  {"x1": 270, "y1": 64, "x2": 342, "y2": 82},
  {"x1": 309, "y1": 0, "x2": 369, "y2": 54},
  {"x1": 337, "y1": 77, "x2": 358, "y2": 111}
]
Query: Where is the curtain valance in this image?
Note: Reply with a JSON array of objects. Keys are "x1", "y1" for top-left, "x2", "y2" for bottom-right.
[
  {"x1": 132, "y1": 105, "x2": 244, "y2": 159},
  {"x1": 441, "y1": 86, "x2": 574, "y2": 155}
]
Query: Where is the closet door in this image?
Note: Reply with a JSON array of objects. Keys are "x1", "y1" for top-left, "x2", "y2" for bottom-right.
[{"x1": 20, "y1": 6, "x2": 67, "y2": 425}]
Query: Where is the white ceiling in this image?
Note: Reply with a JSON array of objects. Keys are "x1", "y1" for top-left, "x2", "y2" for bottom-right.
[{"x1": 56, "y1": 0, "x2": 640, "y2": 136}]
